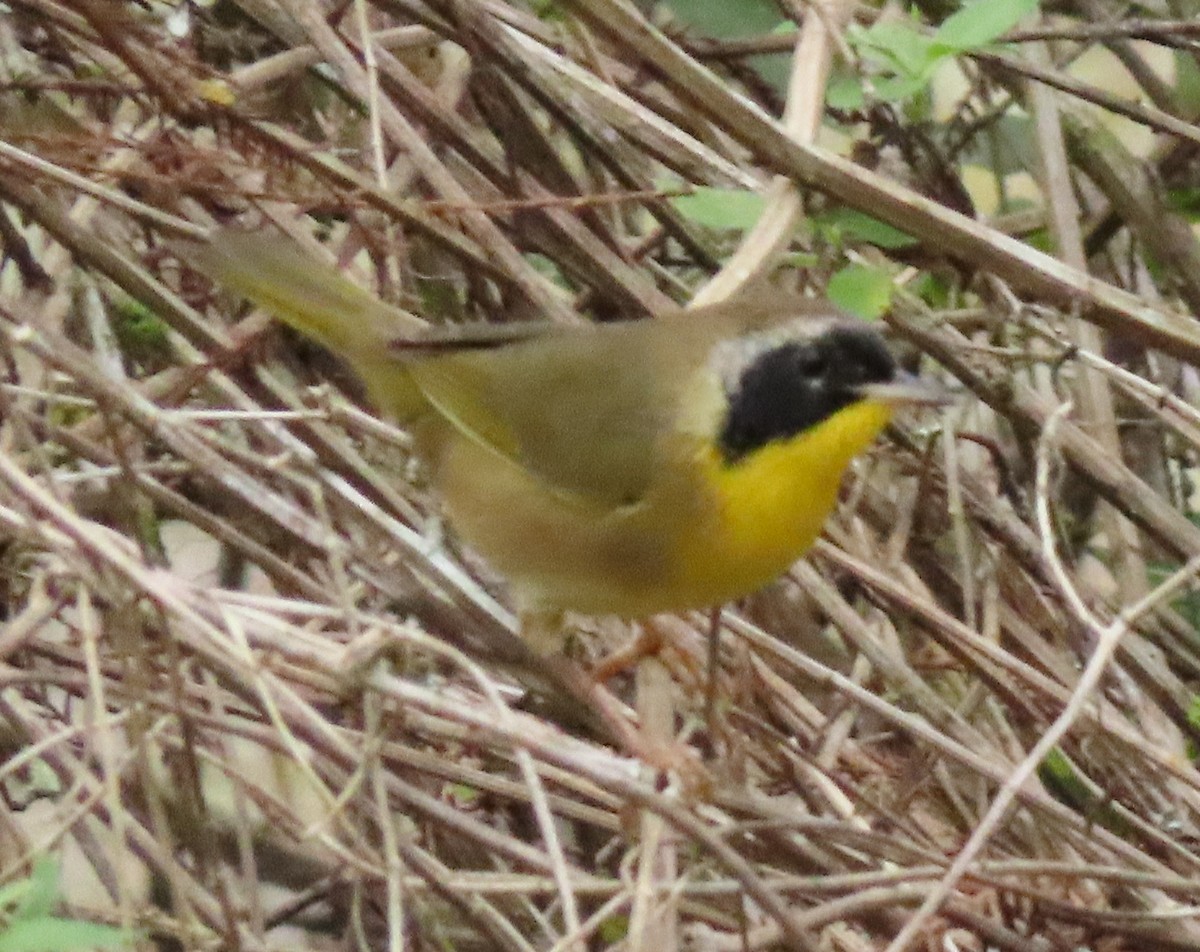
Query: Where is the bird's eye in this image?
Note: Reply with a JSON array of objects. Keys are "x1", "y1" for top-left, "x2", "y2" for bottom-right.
[{"x1": 796, "y1": 351, "x2": 827, "y2": 380}]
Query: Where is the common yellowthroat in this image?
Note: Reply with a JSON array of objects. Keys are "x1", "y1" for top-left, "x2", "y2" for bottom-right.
[{"x1": 190, "y1": 231, "x2": 941, "y2": 638}]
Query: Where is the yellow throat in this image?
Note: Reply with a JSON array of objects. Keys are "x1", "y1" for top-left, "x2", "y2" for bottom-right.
[{"x1": 672, "y1": 398, "x2": 895, "y2": 607}]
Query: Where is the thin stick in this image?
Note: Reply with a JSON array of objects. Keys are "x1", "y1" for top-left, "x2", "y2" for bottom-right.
[{"x1": 883, "y1": 401, "x2": 1200, "y2": 951}]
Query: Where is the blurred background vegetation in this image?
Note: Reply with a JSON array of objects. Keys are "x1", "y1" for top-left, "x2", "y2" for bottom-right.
[{"x1": 5, "y1": 0, "x2": 1200, "y2": 949}]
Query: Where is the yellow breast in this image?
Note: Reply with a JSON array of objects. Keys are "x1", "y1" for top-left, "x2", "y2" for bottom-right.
[
  {"x1": 669, "y1": 399, "x2": 895, "y2": 606},
  {"x1": 430, "y1": 398, "x2": 894, "y2": 620}
]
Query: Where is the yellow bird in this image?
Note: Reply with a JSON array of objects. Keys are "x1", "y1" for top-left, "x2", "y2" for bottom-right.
[{"x1": 190, "y1": 231, "x2": 941, "y2": 644}]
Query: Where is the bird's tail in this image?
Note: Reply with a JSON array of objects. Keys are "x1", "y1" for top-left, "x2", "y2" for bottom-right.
[{"x1": 186, "y1": 229, "x2": 427, "y2": 420}]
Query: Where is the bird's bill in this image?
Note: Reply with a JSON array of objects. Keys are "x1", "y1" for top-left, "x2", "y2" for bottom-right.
[{"x1": 857, "y1": 375, "x2": 953, "y2": 407}]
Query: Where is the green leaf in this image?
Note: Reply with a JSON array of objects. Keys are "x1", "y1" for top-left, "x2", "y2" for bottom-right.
[
  {"x1": 0, "y1": 881, "x2": 32, "y2": 915},
  {"x1": 12, "y1": 861, "x2": 57, "y2": 922},
  {"x1": 598, "y1": 915, "x2": 629, "y2": 943},
  {"x1": 827, "y1": 264, "x2": 893, "y2": 319},
  {"x1": 1173, "y1": 49, "x2": 1200, "y2": 120},
  {"x1": 909, "y1": 272, "x2": 951, "y2": 308},
  {"x1": 444, "y1": 783, "x2": 481, "y2": 805},
  {"x1": 1037, "y1": 747, "x2": 1088, "y2": 805},
  {"x1": 748, "y1": 52, "x2": 793, "y2": 93},
  {"x1": 661, "y1": 0, "x2": 783, "y2": 38},
  {"x1": 932, "y1": 0, "x2": 1039, "y2": 53},
  {"x1": 847, "y1": 2, "x2": 1039, "y2": 104},
  {"x1": 853, "y1": 21, "x2": 936, "y2": 77},
  {"x1": 779, "y1": 250, "x2": 820, "y2": 269},
  {"x1": 113, "y1": 304, "x2": 170, "y2": 345},
  {"x1": 819, "y1": 209, "x2": 917, "y2": 249},
  {"x1": 872, "y1": 72, "x2": 932, "y2": 102},
  {"x1": 1037, "y1": 748, "x2": 1131, "y2": 836},
  {"x1": 112, "y1": 298, "x2": 172, "y2": 369},
  {"x1": 1147, "y1": 559, "x2": 1200, "y2": 629},
  {"x1": 826, "y1": 72, "x2": 865, "y2": 110},
  {"x1": 735, "y1": 18, "x2": 800, "y2": 94},
  {"x1": 524, "y1": 253, "x2": 568, "y2": 286},
  {"x1": 847, "y1": 19, "x2": 943, "y2": 102},
  {"x1": 0, "y1": 918, "x2": 131, "y2": 952},
  {"x1": 672, "y1": 187, "x2": 765, "y2": 230},
  {"x1": 1189, "y1": 692, "x2": 1200, "y2": 760},
  {"x1": 1188, "y1": 694, "x2": 1200, "y2": 731},
  {"x1": 1166, "y1": 186, "x2": 1200, "y2": 220},
  {"x1": 1023, "y1": 226, "x2": 1053, "y2": 253},
  {"x1": 530, "y1": 0, "x2": 565, "y2": 20}
]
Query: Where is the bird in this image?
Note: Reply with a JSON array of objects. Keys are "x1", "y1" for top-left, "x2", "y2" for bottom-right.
[{"x1": 188, "y1": 230, "x2": 943, "y2": 653}]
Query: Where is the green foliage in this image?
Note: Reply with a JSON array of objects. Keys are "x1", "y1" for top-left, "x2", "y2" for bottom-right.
[
  {"x1": 1188, "y1": 695, "x2": 1200, "y2": 761},
  {"x1": 826, "y1": 70, "x2": 870, "y2": 111},
  {"x1": 1023, "y1": 226, "x2": 1053, "y2": 253},
  {"x1": 836, "y1": 0, "x2": 1039, "y2": 107},
  {"x1": 780, "y1": 249, "x2": 821, "y2": 269},
  {"x1": 525, "y1": 253, "x2": 569, "y2": 287},
  {"x1": 1166, "y1": 186, "x2": 1200, "y2": 221},
  {"x1": 1146, "y1": 558, "x2": 1200, "y2": 633},
  {"x1": 814, "y1": 209, "x2": 917, "y2": 249},
  {"x1": 1189, "y1": 694, "x2": 1200, "y2": 733},
  {"x1": 1037, "y1": 747, "x2": 1087, "y2": 804},
  {"x1": 1037, "y1": 748, "x2": 1131, "y2": 836},
  {"x1": 0, "y1": 919, "x2": 131, "y2": 952},
  {"x1": 0, "y1": 860, "x2": 132, "y2": 952},
  {"x1": 750, "y1": 21, "x2": 801, "y2": 91},
  {"x1": 112, "y1": 299, "x2": 169, "y2": 350},
  {"x1": 933, "y1": 0, "x2": 1035, "y2": 51},
  {"x1": 827, "y1": 264, "x2": 893, "y2": 319},
  {"x1": 660, "y1": 0, "x2": 783, "y2": 39},
  {"x1": 953, "y1": 113, "x2": 1037, "y2": 177},
  {"x1": 906, "y1": 271, "x2": 947, "y2": 307},
  {"x1": 111, "y1": 297, "x2": 172, "y2": 372},
  {"x1": 1173, "y1": 49, "x2": 1200, "y2": 119},
  {"x1": 597, "y1": 914, "x2": 629, "y2": 942},
  {"x1": 444, "y1": 782, "x2": 481, "y2": 805},
  {"x1": 672, "y1": 187, "x2": 766, "y2": 230},
  {"x1": 530, "y1": 0, "x2": 565, "y2": 21},
  {"x1": 661, "y1": 0, "x2": 792, "y2": 93},
  {"x1": 675, "y1": 190, "x2": 916, "y2": 258}
]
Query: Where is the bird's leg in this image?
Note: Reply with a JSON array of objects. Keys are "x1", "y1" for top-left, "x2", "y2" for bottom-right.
[
  {"x1": 588, "y1": 619, "x2": 667, "y2": 684},
  {"x1": 703, "y1": 606, "x2": 724, "y2": 752},
  {"x1": 519, "y1": 609, "x2": 642, "y2": 750},
  {"x1": 521, "y1": 612, "x2": 707, "y2": 780}
]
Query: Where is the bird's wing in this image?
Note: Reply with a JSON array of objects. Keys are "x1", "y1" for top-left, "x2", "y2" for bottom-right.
[
  {"x1": 408, "y1": 315, "x2": 723, "y2": 511},
  {"x1": 409, "y1": 295, "x2": 838, "y2": 510}
]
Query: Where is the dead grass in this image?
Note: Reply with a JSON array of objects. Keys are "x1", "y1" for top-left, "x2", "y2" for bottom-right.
[{"x1": 4, "y1": 1, "x2": 1200, "y2": 950}]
